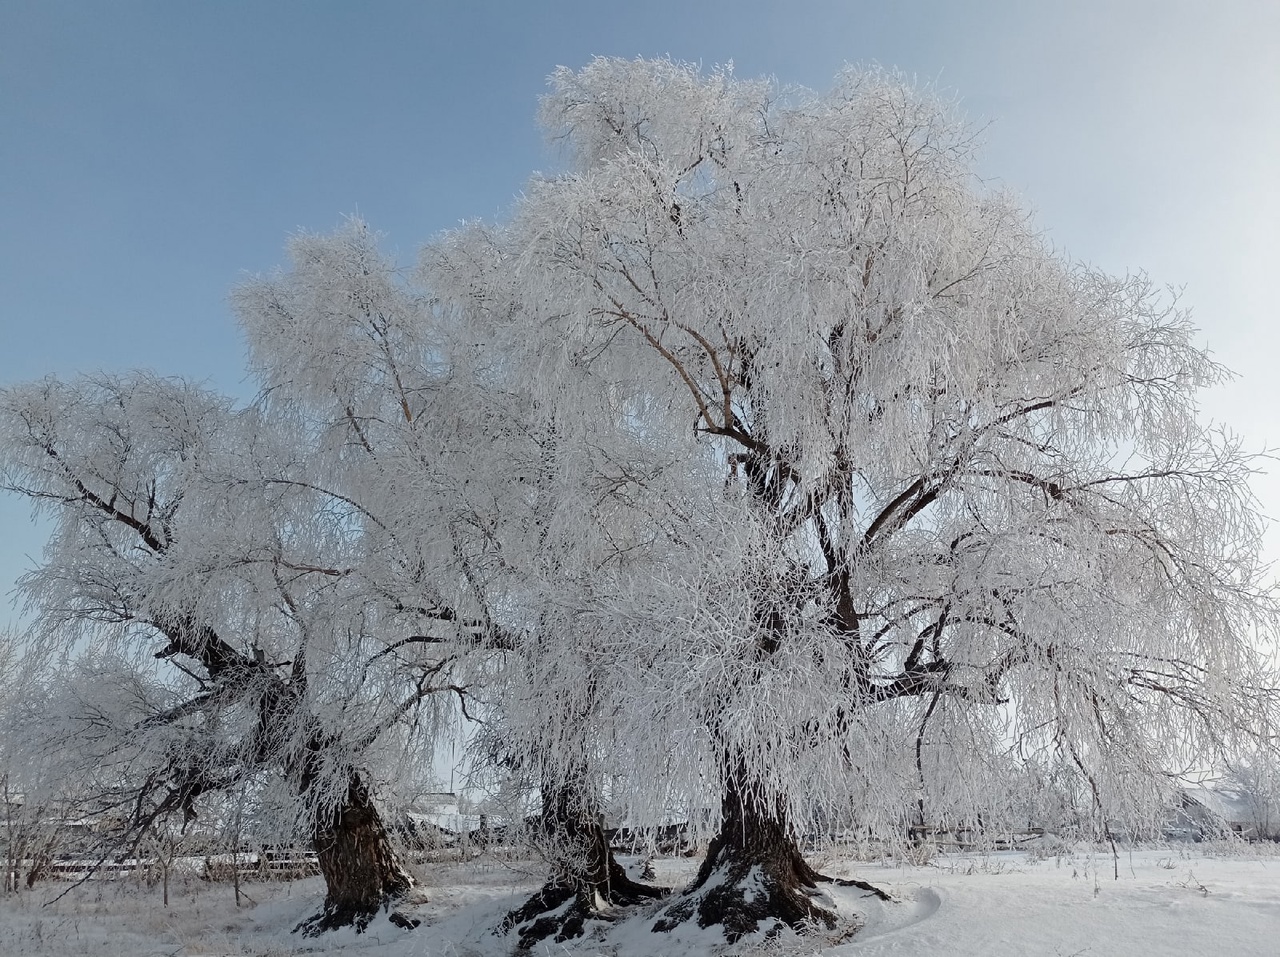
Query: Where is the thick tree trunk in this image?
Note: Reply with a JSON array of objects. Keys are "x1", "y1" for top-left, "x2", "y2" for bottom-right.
[
  {"x1": 294, "y1": 770, "x2": 418, "y2": 935},
  {"x1": 651, "y1": 756, "x2": 886, "y2": 943},
  {"x1": 502, "y1": 779, "x2": 665, "y2": 950}
]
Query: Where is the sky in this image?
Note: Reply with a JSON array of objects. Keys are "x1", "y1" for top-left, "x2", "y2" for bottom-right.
[{"x1": 2, "y1": 0, "x2": 1279, "y2": 627}]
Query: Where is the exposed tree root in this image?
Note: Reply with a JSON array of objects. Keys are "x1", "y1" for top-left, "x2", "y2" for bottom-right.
[
  {"x1": 814, "y1": 871, "x2": 893, "y2": 902},
  {"x1": 501, "y1": 862, "x2": 667, "y2": 951},
  {"x1": 650, "y1": 769, "x2": 891, "y2": 943},
  {"x1": 652, "y1": 832, "x2": 837, "y2": 942},
  {"x1": 293, "y1": 894, "x2": 421, "y2": 936},
  {"x1": 501, "y1": 776, "x2": 668, "y2": 950}
]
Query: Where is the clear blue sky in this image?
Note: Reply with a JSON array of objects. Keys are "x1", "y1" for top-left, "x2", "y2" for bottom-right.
[{"x1": 3, "y1": 0, "x2": 1278, "y2": 625}]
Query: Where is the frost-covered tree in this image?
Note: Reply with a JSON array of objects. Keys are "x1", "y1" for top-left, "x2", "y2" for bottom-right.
[
  {"x1": 4, "y1": 57, "x2": 1277, "y2": 951},
  {"x1": 0, "y1": 639, "x2": 70, "y2": 893},
  {"x1": 425, "y1": 229, "x2": 712, "y2": 946},
  {"x1": 230, "y1": 222, "x2": 532, "y2": 929},
  {"x1": 440, "y1": 58, "x2": 1279, "y2": 938},
  {"x1": 0, "y1": 226, "x2": 518, "y2": 932},
  {"x1": 1222, "y1": 727, "x2": 1280, "y2": 840},
  {"x1": 0, "y1": 374, "x2": 421, "y2": 930}
]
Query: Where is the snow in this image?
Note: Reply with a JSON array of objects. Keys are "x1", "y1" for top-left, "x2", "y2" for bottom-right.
[
  {"x1": 2, "y1": 846, "x2": 1278, "y2": 956},
  {"x1": 837, "y1": 849, "x2": 1280, "y2": 956}
]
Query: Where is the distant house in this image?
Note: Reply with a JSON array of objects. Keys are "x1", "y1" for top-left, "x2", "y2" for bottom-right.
[
  {"x1": 415, "y1": 792, "x2": 462, "y2": 820},
  {"x1": 1175, "y1": 788, "x2": 1279, "y2": 841},
  {"x1": 398, "y1": 792, "x2": 497, "y2": 850}
]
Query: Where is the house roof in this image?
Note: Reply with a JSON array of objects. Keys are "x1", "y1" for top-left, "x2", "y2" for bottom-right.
[{"x1": 1184, "y1": 787, "x2": 1258, "y2": 825}]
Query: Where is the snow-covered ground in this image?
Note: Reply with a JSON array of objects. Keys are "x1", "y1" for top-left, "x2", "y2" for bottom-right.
[{"x1": 2, "y1": 845, "x2": 1277, "y2": 956}]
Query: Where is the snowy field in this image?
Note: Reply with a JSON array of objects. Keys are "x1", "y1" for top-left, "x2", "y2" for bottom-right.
[{"x1": 2, "y1": 845, "x2": 1278, "y2": 956}]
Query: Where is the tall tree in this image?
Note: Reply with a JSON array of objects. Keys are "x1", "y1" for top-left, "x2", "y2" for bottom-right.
[
  {"x1": 445, "y1": 58, "x2": 1278, "y2": 939},
  {"x1": 424, "y1": 233, "x2": 709, "y2": 947},
  {"x1": 0, "y1": 373, "x2": 427, "y2": 930},
  {"x1": 0, "y1": 226, "x2": 509, "y2": 932}
]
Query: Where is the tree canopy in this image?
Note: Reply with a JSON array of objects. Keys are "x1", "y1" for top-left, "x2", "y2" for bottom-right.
[{"x1": 2, "y1": 58, "x2": 1276, "y2": 946}]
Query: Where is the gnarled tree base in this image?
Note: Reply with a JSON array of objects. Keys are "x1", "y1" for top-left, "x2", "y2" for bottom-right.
[
  {"x1": 294, "y1": 768, "x2": 420, "y2": 936},
  {"x1": 501, "y1": 778, "x2": 668, "y2": 950},
  {"x1": 501, "y1": 855, "x2": 666, "y2": 950},
  {"x1": 651, "y1": 829, "x2": 837, "y2": 943},
  {"x1": 651, "y1": 771, "x2": 891, "y2": 943}
]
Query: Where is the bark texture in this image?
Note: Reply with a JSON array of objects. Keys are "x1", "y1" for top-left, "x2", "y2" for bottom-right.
[
  {"x1": 502, "y1": 782, "x2": 666, "y2": 950},
  {"x1": 295, "y1": 770, "x2": 418, "y2": 935},
  {"x1": 652, "y1": 770, "x2": 837, "y2": 942}
]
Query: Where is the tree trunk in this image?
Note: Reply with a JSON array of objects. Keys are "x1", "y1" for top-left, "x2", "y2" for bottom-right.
[
  {"x1": 502, "y1": 779, "x2": 665, "y2": 950},
  {"x1": 652, "y1": 759, "x2": 836, "y2": 942},
  {"x1": 294, "y1": 770, "x2": 418, "y2": 935}
]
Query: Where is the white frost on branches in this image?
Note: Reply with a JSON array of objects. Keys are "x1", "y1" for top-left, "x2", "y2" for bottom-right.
[{"x1": 1, "y1": 63, "x2": 1277, "y2": 911}]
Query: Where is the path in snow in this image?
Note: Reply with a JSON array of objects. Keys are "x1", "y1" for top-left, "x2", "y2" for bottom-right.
[{"x1": 826, "y1": 848, "x2": 1280, "y2": 957}]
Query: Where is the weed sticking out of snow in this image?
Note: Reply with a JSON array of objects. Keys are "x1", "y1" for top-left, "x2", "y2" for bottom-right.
[{"x1": 1174, "y1": 869, "x2": 1212, "y2": 897}]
